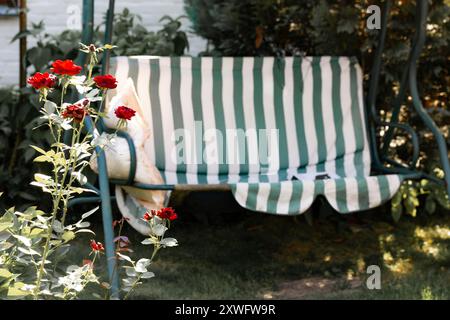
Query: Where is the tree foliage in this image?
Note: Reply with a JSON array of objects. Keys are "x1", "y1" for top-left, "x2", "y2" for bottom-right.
[{"x1": 106, "y1": 8, "x2": 189, "y2": 56}]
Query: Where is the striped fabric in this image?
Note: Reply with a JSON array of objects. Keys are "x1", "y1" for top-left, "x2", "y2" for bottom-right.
[
  {"x1": 108, "y1": 56, "x2": 403, "y2": 214},
  {"x1": 231, "y1": 175, "x2": 403, "y2": 215}
]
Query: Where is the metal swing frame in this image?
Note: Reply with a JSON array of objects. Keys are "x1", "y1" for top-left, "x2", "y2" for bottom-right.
[{"x1": 68, "y1": 0, "x2": 450, "y2": 298}]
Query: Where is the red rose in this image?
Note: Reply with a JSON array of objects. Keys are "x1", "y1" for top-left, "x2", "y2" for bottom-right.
[
  {"x1": 114, "y1": 106, "x2": 136, "y2": 120},
  {"x1": 27, "y1": 72, "x2": 56, "y2": 90},
  {"x1": 90, "y1": 240, "x2": 104, "y2": 252},
  {"x1": 157, "y1": 207, "x2": 177, "y2": 221},
  {"x1": 143, "y1": 212, "x2": 152, "y2": 221},
  {"x1": 51, "y1": 59, "x2": 82, "y2": 76},
  {"x1": 93, "y1": 74, "x2": 117, "y2": 90},
  {"x1": 62, "y1": 103, "x2": 87, "y2": 122}
]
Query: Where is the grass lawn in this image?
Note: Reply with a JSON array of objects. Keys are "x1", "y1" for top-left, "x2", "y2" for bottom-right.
[{"x1": 68, "y1": 191, "x2": 450, "y2": 300}]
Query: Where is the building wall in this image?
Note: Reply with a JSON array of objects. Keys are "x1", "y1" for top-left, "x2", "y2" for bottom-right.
[{"x1": 0, "y1": 0, "x2": 206, "y2": 86}]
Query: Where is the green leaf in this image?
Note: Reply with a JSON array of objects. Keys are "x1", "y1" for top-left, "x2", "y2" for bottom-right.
[
  {"x1": 81, "y1": 206, "x2": 99, "y2": 220},
  {"x1": 33, "y1": 155, "x2": 51, "y2": 163},
  {"x1": 17, "y1": 247, "x2": 41, "y2": 256},
  {"x1": 125, "y1": 267, "x2": 137, "y2": 277},
  {"x1": 71, "y1": 187, "x2": 92, "y2": 194},
  {"x1": 140, "y1": 271, "x2": 155, "y2": 279},
  {"x1": 151, "y1": 224, "x2": 167, "y2": 237},
  {"x1": 76, "y1": 222, "x2": 90, "y2": 228},
  {"x1": 0, "y1": 222, "x2": 13, "y2": 233},
  {"x1": 117, "y1": 253, "x2": 133, "y2": 264},
  {"x1": 30, "y1": 145, "x2": 46, "y2": 155},
  {"x1": 43, "y1": 101, "x2": 57, "y2": 113},
  {"x1": 71, "y1": 171, "x2": 88, "y2": 185},
  {"x1": 160, "y1": 237, "x2": 178, "y2": 247},
  {"x1": 0, "y1": 268, "x2": 13, "y2": 279},
  {"x1": 391, "y1": 204, "x2": 403, "y2": 223},
  {"x1": 404, "y1": 198, "x2": 417, "y2": 217},
  {"x1": 135, "y1": 258, "x2": 151, "y2": 273},
  {"x1": 434, "y1": 190, "x2": 450, "y2": 210},
  {"x1": 391, "y1": 190, "x2": 402, "y2": 207},
  {"x1": 12, "y1": 234, "x2": 32, "y2": 247},
  {"x1": 33, "y1": 174, "x2": 52, "y2": 184},
  {"x1": 425, "y1": 197, "x2": 436, "y2": 215},
  {"x1": 62, "y1": 231, "x2": 75, "y2": 242},
  {"x1": 141, "y1": 238, "x2": 156, "y2": 245},
  {"x1": 27, "y1": 46, "x2": 52, "y2": 71},
  {"x1": 0, "y1": 242, "x2": 14, "y2": 251},
  {"x1": 75, "y1": 229, "x2": 95, "y2": 235},
  {"x1": 10, "y1": 30, "x2": 34, "y2": 43},
  {"x1": 7, "y1": 282, "x2": 32, "y2": 298},
  {"x1": 29, "y1": 228, "x2": 44, "y2": 237}
]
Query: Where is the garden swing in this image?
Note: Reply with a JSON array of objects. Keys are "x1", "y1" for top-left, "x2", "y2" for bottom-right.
[{"x1": 69, "y1": 0, "x2": 450, "y2": 298}]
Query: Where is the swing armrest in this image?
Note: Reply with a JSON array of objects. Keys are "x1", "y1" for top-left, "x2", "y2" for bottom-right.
[
  {"x1": 84, "y1": 117, "x2": 138, "y2": 186},
  {"x1": 116, "y1": 130, "x2": 137, "y2": 186},
  {"x1": 101, "y1": 126, "x2": 138, "y2": 186},
  {"x1": 376, "y1": 120, "x2": 420, "y2": 170}
]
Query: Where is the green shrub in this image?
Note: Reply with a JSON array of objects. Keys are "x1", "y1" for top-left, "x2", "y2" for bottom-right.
[
  {"x1": 106, "y1": 8, "x2": 189, "y2": 56},
  {"x1": 0, "y1": 9, "x2": 190, "y2": 210},
  {"x1": 0, "y1": 87, "x2": 47, "y2": 211}
]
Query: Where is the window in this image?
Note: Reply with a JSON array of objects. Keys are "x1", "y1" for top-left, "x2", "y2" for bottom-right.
[{"x1": 0, "y1": 0, "x2": 19, "y2": 16}]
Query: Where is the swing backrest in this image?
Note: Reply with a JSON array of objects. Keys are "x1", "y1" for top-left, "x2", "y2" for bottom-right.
[{"x1": 108, "y1": 56, "x2": 371, "y2": 184}]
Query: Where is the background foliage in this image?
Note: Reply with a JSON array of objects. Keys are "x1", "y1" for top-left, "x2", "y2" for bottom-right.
[
  {"x1": 106, "y1": 8, "x2": 189, "y2": 56},
  {"x1": 0, "y1": 10, "x2": 189, "y2": 211},
  {"x1": 0, "y1": 2, "x2": 449, "y2": 220},
  {"x1": 185, "y1": 0, "x2": 450, "y2": 219}
]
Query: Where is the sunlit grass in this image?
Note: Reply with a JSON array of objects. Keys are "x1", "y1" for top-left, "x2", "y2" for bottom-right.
[{"x1": 67, "y1": 193, "x2": 450, "y2": 300}]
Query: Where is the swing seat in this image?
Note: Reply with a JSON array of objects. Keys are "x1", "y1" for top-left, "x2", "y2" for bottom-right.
[{"x1": 101, "y1": 55, "x2": 407, "y2": 216}]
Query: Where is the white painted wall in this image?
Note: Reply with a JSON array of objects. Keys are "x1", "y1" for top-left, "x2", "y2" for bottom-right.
[{"x1": 0, "y1": 0, "x2": 206, "y2": 86}]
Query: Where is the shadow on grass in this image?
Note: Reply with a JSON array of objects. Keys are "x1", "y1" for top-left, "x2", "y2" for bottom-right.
[{"x1": 68, "y1": 191, "x2": 450, "y2": 300}]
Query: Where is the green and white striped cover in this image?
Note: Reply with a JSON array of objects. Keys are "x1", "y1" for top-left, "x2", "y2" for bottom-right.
[{"x1": 109, "y1": 56, "x2": 403, "y2": 214}]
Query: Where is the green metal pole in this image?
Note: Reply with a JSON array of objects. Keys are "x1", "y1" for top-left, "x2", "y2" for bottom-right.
[
  {"x1": 102, "y1": 0, "x2": 115, "y2": 75},
  {"x1": 366, "y1": 0, "x2": 391, "y2": 170},
  {"x1": 76, "y1": 0, "x2": 95, "y2": 66},
  {"x1": 95, "y1": 0, "x2": 120, "y2": 298},
  {"x1": 65, "y1": 0, "x2": 95, "y2": 160},
  {"x1": 84, "y1": 117, "x2": 120, "y2": 299},
  {"x1": 380, "y1": 1, "x2": 422, "y2": 157},
  {"x1": 408, "y1": 1, "x2": 450, "y2": 198}
]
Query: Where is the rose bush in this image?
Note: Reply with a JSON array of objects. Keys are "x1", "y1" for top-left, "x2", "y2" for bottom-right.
[{"x1": 0, "y1": 43, "x2": 177, "y2": 300}]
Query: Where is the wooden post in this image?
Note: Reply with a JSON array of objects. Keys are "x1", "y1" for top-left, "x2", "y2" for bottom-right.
[{"x1": 19, "y1": 0, "x2": 27, "y2": 88}]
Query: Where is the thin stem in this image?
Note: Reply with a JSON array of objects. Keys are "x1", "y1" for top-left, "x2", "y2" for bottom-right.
[
  {"x1": 122, "y1": 245, "x2": 161, "y2": 300},
  {"x1": 34, "y1": 165, "x2": 64, "y2": 298},
  {"x1": 64, "y1": 252, "x2": 98, "y2": 300},
  {"x1": 60, "y1": 119, "x2": 85, "y2": 226},
  {"x1": 34, "y1": 84, "x2": 74, "y2": 298},
  {"x1": 106, "y1": 218, "x2": 124, "y2": 300},
  {"x1": 123, "y1": 274, "x2": 142, "y2": 300}
]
